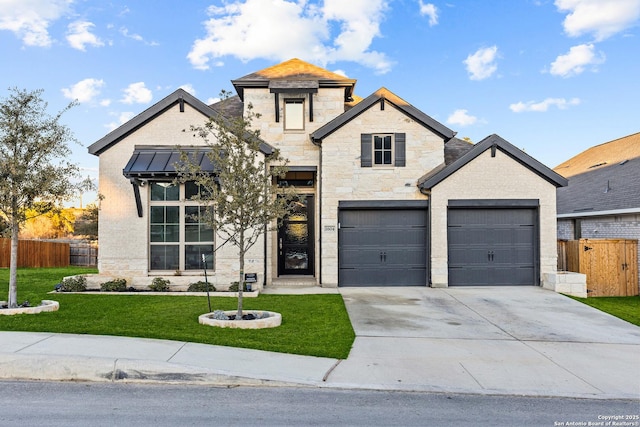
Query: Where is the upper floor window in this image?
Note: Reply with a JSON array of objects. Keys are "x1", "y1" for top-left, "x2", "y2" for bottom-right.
[
  {"x1": 284, "y1": 99, "x2": 304, "y2": 130},
  {"x1": 360, "y1": 133, "x2": 406, "y2": 168},
  {"x1": 373, "y1": 134, "x2": 393, "y2": 166}
]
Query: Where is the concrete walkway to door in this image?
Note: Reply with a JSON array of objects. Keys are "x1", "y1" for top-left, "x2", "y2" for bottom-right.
[{"x1": 329, "y1": 286, "x2": 640, "y2": 399}]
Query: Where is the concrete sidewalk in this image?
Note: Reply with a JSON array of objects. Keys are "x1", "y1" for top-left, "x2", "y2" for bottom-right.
[{"x1": 0, "y1": 287, "x2": 639, "y2": 400}]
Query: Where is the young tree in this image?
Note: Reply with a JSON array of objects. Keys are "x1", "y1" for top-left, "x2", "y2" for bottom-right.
[
  {"x1": 176, "y1": 94, "x2": 295, "y2": 319},
  {"x1": 0, "y1": 88, "x2": 80, "y2": 307}
]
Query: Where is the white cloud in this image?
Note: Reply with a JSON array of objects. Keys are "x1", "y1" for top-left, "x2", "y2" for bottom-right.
[
  {"x1": 61, "y1": 78, "x2": 105, "y2": 103},
  {"x1": 509, "y1": 97, "x2": 581, "y2": 112},
  {"x1": 99, "y1": 99, "x2": 112, "y2": 107},
  {"x1": 179, "y1": 84, "x2": 196, "y2": 95},
  {"x1": 121, "y1": 82, "x2": 153, "y2": 104},
  {"x1": 106, "y1": 111, "x2": 135, "y2": 131},
  {"x1": 555, "y1": 0, "x2": 640, "y2": 41},
  {"x1": 66, "y1": 20, "x2": 104, "y2": 51},
  {"x1": 187, "y1": 0, "x2": 393, "y2": 74},
  {"x1": 419, "y1": 1, "x2": 438, "y2": 26},
  {"x1": 549, "y1": 43, "x2": 605, "y2": 77},
  {"x1": 120, "y1": 27, "x2": 159, "y2": 46},
  {"x1": 0, "y1": 0, "x2": 72, "y2": 47},
  {"x1": 207, "y1": 97, "x2": 221, "y2": 105},
  {"x1": 463, "y1": 46, "x2": 499, "y2": 80},
  {"x1": 447, "y1": 109, "x2": 478, "y2": 126}
]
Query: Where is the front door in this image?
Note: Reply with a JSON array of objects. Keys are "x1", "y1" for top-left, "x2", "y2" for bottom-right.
[{"x1": 278, "y1": 195, "x2": 314, "y2": 276}]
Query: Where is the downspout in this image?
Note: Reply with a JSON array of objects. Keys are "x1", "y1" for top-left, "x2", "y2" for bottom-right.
[
  {"x1": 311, "y1": 136, "x2": 322, "y2": 285},
  {"x1": 420, "y1": 187, "x2": 432, "y2": 286},
  {"x1": 263, "y1": 160, "x2": 268, "y2": 288}
]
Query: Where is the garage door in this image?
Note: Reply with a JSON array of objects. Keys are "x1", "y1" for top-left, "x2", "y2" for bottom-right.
[
  {"x1": 448, "y1": 208, "x2": 537, "y2": 286},
  {"x1": 339, "y1": 207, "x2": 427, "y2": 286}
]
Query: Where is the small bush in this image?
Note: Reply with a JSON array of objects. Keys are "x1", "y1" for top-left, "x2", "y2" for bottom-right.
[
  {"x1": 100, "y1": 278, "x2": 128, "y2": 292},
  {"x1": 228, "y1": 281, "x2": 250, "y2": 292},
  {"x1": 187, "y1": 281, "x2": 216, "y2": 292},
  {"x1": 148, "y1": 277, "x2": 170, "y2": 292},
  {"x1": 59, "y1": 276, "x2": 87, "y2": 292}
]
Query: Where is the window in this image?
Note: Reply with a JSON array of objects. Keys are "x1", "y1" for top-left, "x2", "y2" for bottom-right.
[
  {"x1": 373, "y1": 134, "x2": 393, "y2": 166},
  {"x1": 277, "y1": 171, "x2": 315, "y2": 187},
  {"x1": 284, "y1": 99, "x2": 304, "y2": 130},
  {"x1": 360, "y1": 133, "x2": 406, "y2": 167},
  {"x1": 149, "y1": 182, "x2": 214, "y2": 272}
]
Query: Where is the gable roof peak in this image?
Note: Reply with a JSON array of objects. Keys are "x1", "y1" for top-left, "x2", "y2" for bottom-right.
[
  {"x1": 311, "y1": 86, "x2": 456, "y2": 143},
  {"x1": 231, "y1": 58, "x2": 356, "y2": 101},
  {"x1": 234, "y1": 58, "x2": 353, "y2": 82},
  {"x1": 418, "y1": 133, "x2": 567, "y2": 190},
  {"x1": 88, "y1": 88, "x2": 212, "y2": 156}
]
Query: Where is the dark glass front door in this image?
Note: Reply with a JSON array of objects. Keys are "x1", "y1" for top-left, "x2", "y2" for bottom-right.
[{"x1": 278, "y1": 195, "x2": 314, "y2": 276}]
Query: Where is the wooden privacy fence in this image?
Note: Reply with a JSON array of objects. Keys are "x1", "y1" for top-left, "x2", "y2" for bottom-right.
[
  {"x1": 0, "y1": 238, "x2": 70, "y2": 268},
  {"x1": 69, "y1": 242, "x2": 98, "y2": 266},
  {"x1": 557, "y1": 239, "x2": 638, "y2": 297}
]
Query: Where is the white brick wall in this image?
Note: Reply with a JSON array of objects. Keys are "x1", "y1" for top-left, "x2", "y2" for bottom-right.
[
  {"x1": 429, "y1": 149, "x2": 559, "y2": 287},
  {"x1": 97, "y1": 103, "x2": 266, "y2": 287}
]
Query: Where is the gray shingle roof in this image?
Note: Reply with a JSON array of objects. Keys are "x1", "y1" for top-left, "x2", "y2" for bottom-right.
[
  {"x1": 310, "y1": 87, "x2": 456, "y2": 143},
  {"x1": 556, "y1": 155, "x2": 640, "y2": 215},
  {"x1": 555, "y1": 132, "x2": 640, "y2": 216},
  {"x1": 444, "y1": 137, "x2": 474, "y2": 165}
]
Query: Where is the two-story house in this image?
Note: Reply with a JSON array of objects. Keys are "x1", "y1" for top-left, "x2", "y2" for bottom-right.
[{"x1": 88, "y1": 58, "x2": 567, "y2": 289}]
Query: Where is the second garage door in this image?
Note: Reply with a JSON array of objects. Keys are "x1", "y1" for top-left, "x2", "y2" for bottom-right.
[
  {"x1": 338, "y1": 206, "x2": 428, "y2": 286},
  {"x1": 448, "y1": 207, "x2": 538, "y2": 286}
]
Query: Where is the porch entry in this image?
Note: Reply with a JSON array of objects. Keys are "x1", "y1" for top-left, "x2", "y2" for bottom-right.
[{"x1": 278, "y1": 195, "x2": 314, "y2": 276}]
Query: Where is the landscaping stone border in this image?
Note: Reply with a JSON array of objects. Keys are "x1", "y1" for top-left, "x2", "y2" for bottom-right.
[
  {"x1": 199, "y1": 311, "x2": 282, "y2": 329},
  {"x1": 48, "y1": 290, "x2": 260, "y2": 297},
  {"x1": 0, "y1": 300, "x2": 59, "y2": 316}
]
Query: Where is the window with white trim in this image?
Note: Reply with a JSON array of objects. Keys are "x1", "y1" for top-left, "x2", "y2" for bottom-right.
[
  {"x1": 284, "y1": 99, "x2": 304, "y2": 130},
  {"x1": 149, "y1": 182, "x2": 214, "y2": 272}
]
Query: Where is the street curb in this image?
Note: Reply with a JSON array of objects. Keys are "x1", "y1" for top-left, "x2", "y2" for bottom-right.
[{"x1": 0, "y1": 354, "x2": 308, "y2": 387}]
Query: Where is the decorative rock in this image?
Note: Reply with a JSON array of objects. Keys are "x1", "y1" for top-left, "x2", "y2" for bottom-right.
[
  {"x1": 0, "y1": 300, "x2": 60, "y2": 316},
  {"x1": 198, "y1": 310, "x2": 282, "y2": 329}
]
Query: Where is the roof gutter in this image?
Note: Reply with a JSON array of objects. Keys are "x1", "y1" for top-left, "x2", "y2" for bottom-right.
[{"x1": 557, "y1": 207, "x2": 640, "y2": 219}]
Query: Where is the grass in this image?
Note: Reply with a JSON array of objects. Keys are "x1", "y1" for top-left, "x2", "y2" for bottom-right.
[
  {"x1": 0, "y1": 267, "x2": 355, "y2": 359},
  {"x1": 568, "y1": 295, "x2": 640, "y2": 327}
]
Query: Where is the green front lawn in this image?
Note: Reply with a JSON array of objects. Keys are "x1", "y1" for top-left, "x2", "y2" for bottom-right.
[
  {"x1": 568, "y1": 295, "x2": 640, "y2": 327},
  {"x1": 0, "y1": 267, "x2": 355, "y2": 359}
]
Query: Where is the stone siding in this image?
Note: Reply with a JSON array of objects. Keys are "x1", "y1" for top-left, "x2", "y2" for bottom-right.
[{"x1": 319, "y1": 102, "x2": 443, "y2": 286}]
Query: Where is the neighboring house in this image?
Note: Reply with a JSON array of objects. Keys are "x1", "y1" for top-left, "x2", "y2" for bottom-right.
[
  {"x1": 555, "y1": 132, "x2": 640, "y2": 289},
  {"x1": 89, "y1": 58, "x2": 567, "y2": 289}
]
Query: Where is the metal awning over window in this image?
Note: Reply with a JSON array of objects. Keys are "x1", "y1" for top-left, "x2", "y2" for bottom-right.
[
  {"x1": 123, "y1": 146, "x2": 215, "y2": 218},
  {"x1": 123, "y1": 146, "x2": 215, "y2": 179}
]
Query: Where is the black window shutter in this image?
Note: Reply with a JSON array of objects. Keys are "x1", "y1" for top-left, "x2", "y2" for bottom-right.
[
  {"x1": 395, "y1": 133, "x2": 406, "y2": 167},
  {"x1": 361, "y1": 134, "x2": 372, "y2": 167}
]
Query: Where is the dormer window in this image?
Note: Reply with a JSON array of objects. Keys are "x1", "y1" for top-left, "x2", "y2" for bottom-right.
[{"x1": 285, "y1": 99, "x2": 304, "y2": 130}]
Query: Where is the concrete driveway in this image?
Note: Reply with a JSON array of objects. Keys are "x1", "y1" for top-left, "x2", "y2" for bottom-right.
[{"x1": 327, "y1": 286, "x2": 640, "y2": 399}]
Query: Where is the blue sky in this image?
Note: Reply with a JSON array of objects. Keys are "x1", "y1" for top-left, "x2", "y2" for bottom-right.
[{"x1": 1, "y1": 0, "x2": 639, "y2": 206}]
